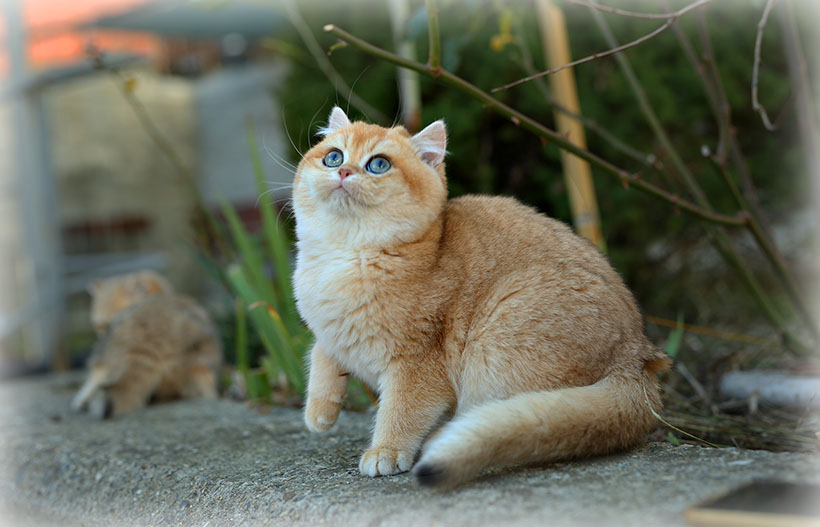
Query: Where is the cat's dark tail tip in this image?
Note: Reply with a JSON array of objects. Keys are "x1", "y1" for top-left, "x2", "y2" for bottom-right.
[{"x1": 414, "y1": 463, "x2": 446, "y2": 487}]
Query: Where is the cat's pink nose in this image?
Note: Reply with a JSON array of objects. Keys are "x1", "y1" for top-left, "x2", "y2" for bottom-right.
[{"x1": 338, "y1": 168, "x2": 352, "y2": 180}]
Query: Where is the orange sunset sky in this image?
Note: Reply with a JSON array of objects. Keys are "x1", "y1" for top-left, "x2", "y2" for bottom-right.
[{"x1": 2, "y1": 0, "x2": 159, "y2": 75}]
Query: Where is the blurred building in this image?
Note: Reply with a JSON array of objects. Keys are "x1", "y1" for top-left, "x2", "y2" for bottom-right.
[{"x1": 1, "y1": 0, "x2": 293, "y2": 374}]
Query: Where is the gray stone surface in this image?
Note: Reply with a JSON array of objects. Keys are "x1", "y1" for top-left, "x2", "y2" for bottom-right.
[{"x1": 1, "y1": 373, "x2": 818, "y2": 527}]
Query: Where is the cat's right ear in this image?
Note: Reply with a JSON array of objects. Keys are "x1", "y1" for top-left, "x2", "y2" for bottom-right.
[
  {"x1": 411, "y1": 120, "x2": 447, "y2": 168},
  {"x1": 318, "y1": 106, "x2": 351, "y2": 136}
]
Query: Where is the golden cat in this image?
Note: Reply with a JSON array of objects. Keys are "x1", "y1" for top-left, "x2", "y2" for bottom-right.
[
  {"x1": 293, "y1": 107, "x2": 670, "y2": 488},
  {"x1": 72, "y1": 270, "x2": 222, "y2": 418}
]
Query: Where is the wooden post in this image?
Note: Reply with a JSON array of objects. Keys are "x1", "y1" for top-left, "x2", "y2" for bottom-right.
[
  {"x1": 388, "y1": 0, "x2": 422, "y2": 132},
  {"x1": 536, "y1": 0, "x2": 605, "y2": 250}
]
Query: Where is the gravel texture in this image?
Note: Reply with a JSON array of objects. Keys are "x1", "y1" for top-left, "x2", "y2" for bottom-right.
[{"x1": 1, "y1": 373, "x2": 818, "y2": 527}]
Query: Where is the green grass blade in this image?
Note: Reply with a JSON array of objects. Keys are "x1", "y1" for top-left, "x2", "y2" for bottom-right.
[
  {"x1": 227, "y1": 264, "x2": 306, "y2": 394},
  {"x1": 219, "y1": 197, "x2": 278, "y2": 306},
  {"x1": 245, "y1": 121, "x2": 300, "y2": 332},
  {"x1": 235, "y1": 296, "x2": 264, "y2": 400},
  {"x1": 664, "y1": 313, "x2": 685, "y2": 359}
]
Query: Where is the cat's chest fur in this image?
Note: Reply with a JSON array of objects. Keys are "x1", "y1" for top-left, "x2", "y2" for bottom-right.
[{"x1": 294, "y1": 245, "x2": 414, "y2": 385}]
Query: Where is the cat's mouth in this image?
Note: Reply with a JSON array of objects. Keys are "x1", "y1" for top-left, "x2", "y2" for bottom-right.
[{"x1": 327, "y1": 182, "x2": 362, "y2": 208}]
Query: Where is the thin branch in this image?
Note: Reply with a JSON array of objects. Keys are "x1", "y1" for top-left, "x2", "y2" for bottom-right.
[
  {"x1": 696, "y1": 8, "x2": 818, "y2": 344},
  {"x1": 425, "y1": 0, "x2": 442, "y2": 73},
  {"x1": 569, "y1": 0, "x2": 710, "y2": 20},
  {"x1": 587, "y1": 5, "x2": 711, "y2": 208},
  {"x1": 508, "y1": 22, "x2": 659, "y2": 170},
  {"x1": 492, "y1": 0, "x2": 713, "y2": 93},
  {"x1": 694, "y1": 14, "x2": 731, "y2": 167},
  {"x1": 323, "y1": 23, "x2": 747, "y2": 229},
  {"x1": 280, "y1": 0, "x2": 389, "y2": 124},
  {"x1": 751, "y1": 0, "x2": 778, "y2": 131},
  {"x1": 585, "y1": 6, "x2": 815, "y2": 353},
  {"x1": 663, "y1": 0, "x2": 774, "y2": 239},
  {"x1": 88, "y1": 47, "x2": 229, "y2": 256}
]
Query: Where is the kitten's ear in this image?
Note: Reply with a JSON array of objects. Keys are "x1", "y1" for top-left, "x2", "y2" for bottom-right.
[
  {"x1": 318, "y1": 106, "x2": 351, "y2": 136},
  {"x1": 411, "y1": 120, "x2": 447, "y2": 167},
  {"x1": 133, "y1": 271, "x2": 172, "y2": 295}
]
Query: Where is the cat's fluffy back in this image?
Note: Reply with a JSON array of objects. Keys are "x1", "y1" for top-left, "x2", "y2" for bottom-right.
[
  {"x1": 89, "y1": 270, "x2": 172, "y2": 334},
  {"x1": 92, "y1": 295, "x2": 221, "y2": 375},
  {"x1": 436, "y1": 195, "x2": 662, "y2": 379}
]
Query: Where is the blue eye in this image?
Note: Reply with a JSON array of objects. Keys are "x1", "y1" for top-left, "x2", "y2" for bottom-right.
[
  {"x1": 323, "y1": 149, "x2": 343, "y2": 167},
  {"x1": 366, "y1": 156, "x2": 391, "y2": 175}
]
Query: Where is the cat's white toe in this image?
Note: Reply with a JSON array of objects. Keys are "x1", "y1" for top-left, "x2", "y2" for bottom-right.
[{"x1": 359, "y1": 448, "x2": 413, "y2": 476}]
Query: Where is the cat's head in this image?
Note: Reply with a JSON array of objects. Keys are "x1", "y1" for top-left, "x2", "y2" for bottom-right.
[
  {"x1": 88, "y1": 270, "x2": 172, "y2": 334},
  {"x1": 293, "y1": 107, "x2": 448, "y2": 248}
]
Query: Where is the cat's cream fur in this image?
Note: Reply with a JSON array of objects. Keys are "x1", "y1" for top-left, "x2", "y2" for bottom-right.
[
  {"x1": 294, "y1": 107, "x2": 670, "y2": 488},
  {"x1": 72, "y1": 271, "x2": 222, "y2": 418}
]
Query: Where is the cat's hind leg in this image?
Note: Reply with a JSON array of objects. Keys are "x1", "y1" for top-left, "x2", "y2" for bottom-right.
[
  {"x1": 182, "y1": 363, "x2": 219, "y2": 399},
  {"x1": 96, "y1": 357, "x2": 163, "y2": 418},
  {"x1": 71, "y1": 365, "x2": 111, "y2": 412},
  {"x1": 180, "y1": 336, "x2": 223, "y2": 398}
]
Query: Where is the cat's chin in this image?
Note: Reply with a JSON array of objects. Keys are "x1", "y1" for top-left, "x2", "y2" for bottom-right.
[{"x1": 321, "y1": 184, "x2": 383, "y2": 215}]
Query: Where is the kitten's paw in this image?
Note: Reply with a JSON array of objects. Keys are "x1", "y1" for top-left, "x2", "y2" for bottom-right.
[
  {"x1": 70, "y1": 393, "x2": 86, "y2": 412},
  {"x1": 304, "y1": 398, "x2": 341, "y2": 432},
  {"x1": 87, "y1": 391, "x2": 113, "y2": 419},
  {"x1": 359, "y1": 448, "x2": 414, "y2": 477}
]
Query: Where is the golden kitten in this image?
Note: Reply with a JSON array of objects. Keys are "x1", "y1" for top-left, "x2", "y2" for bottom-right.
[
  {"x1": 72, "y1": 271, "x2": 222, "y2": 418},
  {"x1": 293, "y1": 107, "x2": 670, "y2": 488}
]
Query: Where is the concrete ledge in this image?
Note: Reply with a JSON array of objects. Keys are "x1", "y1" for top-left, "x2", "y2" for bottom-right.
[{"x1": 2, "y1": 373, "x2": 818, "y2": 526}]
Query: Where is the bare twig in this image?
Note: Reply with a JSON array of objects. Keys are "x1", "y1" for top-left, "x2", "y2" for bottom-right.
[
  {"x1": 424, "y1": 0, "x2": 442, "y2": 73},
  {"x1": 645, "y1": 315, "x2": 778, "y2": 347},
  {"x1": 587, "y1": 5, "x2": 709, "y2": 207},
  {"x1": 675, "y1": 362, "x2": 716, "y2": 413},
  {"x1": 323, "y1": 24, "x2": 747, "y2": 228},
  {"x1": 570, "y1": 0, "x2": 709, "y2": 19},
  {"x1": 280, "y1": 0, "x2": 389, "y2": 124},
  {"x1": 509, "y1": 21, "x2": 658, "y2": 169},
  {"x1": 694, "y1": 8, "x2": 817, "y2": 345},
  {"x1": 88, "y1": 46, "x2": 229, "y2": 256},
  {"x1": 88, "y1": 48, "x2": 192, "y2": 184},
  {"x1": 586, "y1": 6, "x2": 814, "y2": 354},
  {"x1": 663, "y1": 0, "x2": 775, "y2": 240},
  {"x1": 751, "y1": 0, "x2": 778, "y2": 131},
  {"x1": 492, "y1": 0, "x2": 713, "y2": 93}
]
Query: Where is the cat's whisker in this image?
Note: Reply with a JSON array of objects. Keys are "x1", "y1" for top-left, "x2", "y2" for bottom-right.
[
  {"x1": 392, "y1": 76, "x2": 403, "y2": 128},
  {"x1": 256, "y1": 187, "x2": 294, "y2": 209},
  {"x1": 307, "y1": 100, "x2": 328, "y2": 143},
  {"x1": 261, "y1": 133, "x2": 299, "y2": 174},
  {"x1": 281, "y1": 112, "x2": 304, "y2": 158},
  {"x1": 347, "y1": 66, "x2": 371, "y2": 121}
]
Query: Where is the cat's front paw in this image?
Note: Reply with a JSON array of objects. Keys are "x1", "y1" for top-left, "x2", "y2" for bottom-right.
[
  {"x1": 304, "y1": 398, "x2": 341, "y2": 432},
  {"x1": 87, "y1": 391, "x2": 113, "y2": 419},
  {"x1": 359, "y1": 448, "x2": 414, "y2": 477}
]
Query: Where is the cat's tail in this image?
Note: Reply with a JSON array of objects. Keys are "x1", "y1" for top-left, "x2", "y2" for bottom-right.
[{"x1": 413, "y1": 360, "x2": 668, "y2": 488}]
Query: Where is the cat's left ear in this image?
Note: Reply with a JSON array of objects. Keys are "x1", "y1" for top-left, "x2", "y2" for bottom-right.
[
  {"x1": 318, "y1": 106, "x2": 351, "y2": 136},
  {"x1": 411, "y1": 120, "x2": 447, "y2": 168}
]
